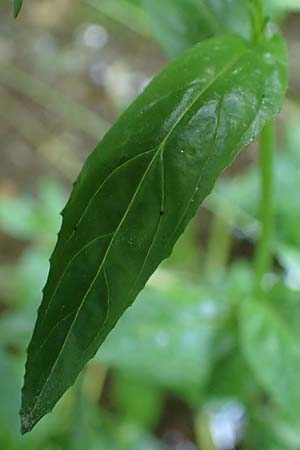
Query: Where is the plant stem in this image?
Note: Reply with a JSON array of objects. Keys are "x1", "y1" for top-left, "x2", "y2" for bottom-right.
[
  {"x1": 249, "y1": 0, "x2": 264, "y2": 44},
  {"x1": 0, "y1": 64, "x2": 110, "y2": 139},
  {"x1": 255, "y1": 120, "x2": 275, "y2": 295},
  {"x1": 205, "y1": 210, "x2": 232, "y2": 278},
  {"x1": 194, "y1": 411, "x2": 217, "y2": 450}
]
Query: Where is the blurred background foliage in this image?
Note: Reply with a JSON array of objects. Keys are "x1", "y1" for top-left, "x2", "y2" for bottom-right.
[{"x1": 0, "y1": 0, "x2": 300, "y2": 449}]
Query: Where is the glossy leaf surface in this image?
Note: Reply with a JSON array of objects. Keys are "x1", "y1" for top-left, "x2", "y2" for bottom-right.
[
  {"x1": 21, "y1": 33, "x2": 287, "y2": 433},
  {"x1": 143, "y1": 0, "x2": 254, "y2": 57},
  {"x1": 240, "y1": 299, "x2": 300, "y2": 417},
  {"x1": 13, "y1": 0, "x2": 23, "y2": 17}
]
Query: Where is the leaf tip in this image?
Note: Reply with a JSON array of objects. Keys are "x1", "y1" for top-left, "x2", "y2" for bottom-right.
[
  {"x1": 20, "y1": 398, "x2": 36, "y2": 435},
  {"x1": 20, "y1": 411, "x2": 33, "y2": 435},
  {"x1": 13, "y1": 0, "x2": 23, "y2": 18}
]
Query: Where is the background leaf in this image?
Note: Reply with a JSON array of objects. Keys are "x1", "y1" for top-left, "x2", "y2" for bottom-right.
[
  {"x1": 143, "y1": 0, "x2": 254, "y2": 57},
  {"x1": 264, "y1": 0, "x2": 300, "y2": 19},
  {"x1": 240, "y1": 298, "x2": 300, "y2": 418},
  {"x1": 97, "y1": 285, "x2": 232, "y2": 398},
  {"x1": 21, "y1": 33, "x2": 287, "y2": 433}
]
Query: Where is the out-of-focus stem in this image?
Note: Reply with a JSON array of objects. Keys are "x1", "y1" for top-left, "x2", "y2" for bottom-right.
[
  {"x1": 194, "y1": 411, "x2": 217, "y2": 450},
  {"x1": 255, "y1": 120, "x2": 275, "y2": 295},
  {"x1": 0, "y1": 64, "x2": 110, "y2": 139},
  {"x1": 205, "y1": 211, "x2": 232, "y2": 277}
]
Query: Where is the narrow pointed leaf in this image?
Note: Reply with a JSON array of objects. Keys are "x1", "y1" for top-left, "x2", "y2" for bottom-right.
[
  {"x1": 13, "y1": 0, "x2": 23, "y2": 17},
  {"x1": 143, "y1": 0, "x2": 254, "y2": 57},
  {"x1": 21, "y1": 34, "x2": 287, "y2": 433}
]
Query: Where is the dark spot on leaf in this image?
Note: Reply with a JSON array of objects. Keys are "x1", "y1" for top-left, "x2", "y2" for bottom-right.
[{"x1": 160, "y1": 210, "x2": 164, "y2": 216}]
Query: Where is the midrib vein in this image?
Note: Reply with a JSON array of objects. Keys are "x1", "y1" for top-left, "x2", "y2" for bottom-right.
[
  {"x1": 29, "y1": 148, "x2": 161, "y2": 418},
  {"x1": 28, "y1": 45, "x2": 248, "y2": 415},
  {"x1": 40, "y1": 147, "x2": 159, "y2": 328},
  {"x1": 81, "y1": 151, "x2": 166, "y2": 360},
  {"x1": 41, "y1": 42, "x2": 248, "y2": 323}
]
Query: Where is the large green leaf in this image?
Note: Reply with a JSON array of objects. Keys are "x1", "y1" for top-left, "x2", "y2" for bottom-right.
[
  {"x1": 143, "y1": 0, "x2": 255, "y2": 57},
  {"x1": 240, "y1": 299, "x2": 300, "y2": 418},
  {"x1": 21, "y1": 33, "x2": 287, "y2": 432}
]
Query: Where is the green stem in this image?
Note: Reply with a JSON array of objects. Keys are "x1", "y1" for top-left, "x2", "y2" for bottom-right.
[
  {"x1": 0, "y1": 64, "x2": 110, "y2": 139},
  {"x1": 194, "y1": 411, "x2": 217, "y2": 450},
  {"x1": 255, "y1": 120, "x2": 275, "y2": 294},
  {"x1": 249, "y1": 0, "x2": 265, "y2": 44},
  {"x1": 205, "y1": 211, "x2": 232, "y2": 278}
]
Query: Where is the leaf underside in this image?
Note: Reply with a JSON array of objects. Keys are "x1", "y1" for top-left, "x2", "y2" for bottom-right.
[{"x1": 21, "y1": 33, "x2": 287, "y2": 433}]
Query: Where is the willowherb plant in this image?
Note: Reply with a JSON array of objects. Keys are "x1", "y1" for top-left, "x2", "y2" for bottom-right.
[{"x1": 14, "y1": 0, "x2": 287, "y2": 433}]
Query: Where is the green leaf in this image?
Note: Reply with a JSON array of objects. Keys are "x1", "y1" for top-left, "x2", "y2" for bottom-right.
[
  {"x1": 112, "y1": 371, "x2": 162, "y2": 429},
  {"x1": 21, "y1": 33, "x2": 287, "y2": 433},
  {"x1": 207, "y1": 346, "x2": 259, "y2": 402},
  {"x1": 240, "y1": 299, "x2": 300, "y2": 418},
  {"x1": 243, "y1": 411, "x2": 290, "y2": 450},
  {"x1": 264, "y1": 0, "x2": 300, "y2": 19},
  {"x1": 143, "y1": 0, "x2": 255, "y2": 57},
  {"x1": 243, "y1": 405, "x2": 300, "y2": 450},
  {"x1": 13, "y1": 0, "x2": 23, "y2": 18},
  {"x1": 96, "y1": 285, "x2": 231, "y2": 396}
]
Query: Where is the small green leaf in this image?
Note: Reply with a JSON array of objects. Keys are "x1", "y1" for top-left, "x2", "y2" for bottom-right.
[
  {"x1": 264, "y1": 0, "x2": 300, "y2": 19},
  {"x1": 13, "y1": 0, "x2": 23, "y2": 18},
  {"x1": 96, "y1": 286, "x2": 230, "y2": 394},
  {"x1": 21, "y1": 33, "x2": 287, "y2": 433},
  {"x1": 144, "y1": 0, "x2": 255, "y2": 57},
  {"x1": 112, "y1": 371, "x2": 162, "y2": 429},
  {"x1": 207, "y1": 347, "x2": 259, "y2": 401},
  {"x1": 240, "y1": 299, "x2": 300, "y2": 418},
  {"x1": 243, "y1": 410, "x2": 291, "y2": 450}
]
